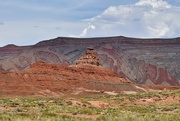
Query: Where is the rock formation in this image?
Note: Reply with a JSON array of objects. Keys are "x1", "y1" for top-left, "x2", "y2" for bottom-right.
[
  {"x1": 0, "y1": 61, "x2": 140, "y2": 97},
  {"x1": 76, "y1": 48, "x2": 99, "y2": 66},
  {"x1": 0, "y1": 36, "x2": 180, "y2": 86}
]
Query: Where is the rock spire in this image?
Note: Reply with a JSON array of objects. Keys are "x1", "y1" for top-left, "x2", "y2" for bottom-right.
[{"x1": 76, "y1": 48, "x2": 100, "y2": 66}]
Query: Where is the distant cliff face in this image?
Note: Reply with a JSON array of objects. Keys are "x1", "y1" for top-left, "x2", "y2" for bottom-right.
[{"x1": 0, "y1": 36, "x2": 180, "y2": 86}]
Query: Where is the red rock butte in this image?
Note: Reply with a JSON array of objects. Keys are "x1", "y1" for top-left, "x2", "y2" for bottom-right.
[
  {"x1": 0, "y1": 36, "x2": 180, "y2": 86},
  {"x1": 0, "y1": 60, "x2": 143, "y2": 97},
  {"x1": 76, "y1": 48, "x2": 100, "y2": 66}
]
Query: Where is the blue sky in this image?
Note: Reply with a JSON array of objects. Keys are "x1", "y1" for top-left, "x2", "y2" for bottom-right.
[{"x1": 0, "y1": 0, "x2": 180, "y2": 47}]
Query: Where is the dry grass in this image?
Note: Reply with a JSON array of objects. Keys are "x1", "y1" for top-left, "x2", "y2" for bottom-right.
[{"x1": 0, "y1": 89, "x2": 179, "y2": 121}]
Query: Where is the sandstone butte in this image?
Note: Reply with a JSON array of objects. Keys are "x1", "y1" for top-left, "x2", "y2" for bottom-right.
[
  {"x1": 0, "y1": 36, "x2": 180, "y2": 86},
  {"x1": 0, "y1": 48, "x2": 130, "y2": 97},
  {"x1": 0, "y1": 47, "x2": 179, "y2": 97},
  {"x1": 0, "y1": 36, "x2": 180, "y2": 97},
  {"x1": 0, "y1": 62, "x2": 133, "y2": 97}
]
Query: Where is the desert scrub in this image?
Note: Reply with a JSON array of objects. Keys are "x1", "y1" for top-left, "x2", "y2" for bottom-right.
[
  {"x1": 96, "y1": 111, "x2": 180, "y2": 121},
  {"x1": 80, "y1": 106, "x2": 102, "y2": 115},
  {"x1": 118, "y1": 105, "x2": 157, "y2": 113},
  {"x1": 0, "y1": 89, "x2": 179, "y2": 121},
  {"x1": 80, "y1": 98, "x2": 91, "y2": 105},
  {"x1": 159, "y1": 106, "x2": 179, "y2": 112}
]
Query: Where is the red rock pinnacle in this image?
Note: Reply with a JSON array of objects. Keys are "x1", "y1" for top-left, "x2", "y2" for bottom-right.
[{"x1": 76, "y1": 48, "x2": 100, "y2": 66}]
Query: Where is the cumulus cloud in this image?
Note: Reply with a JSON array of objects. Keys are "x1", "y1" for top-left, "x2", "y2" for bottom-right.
[
  {"x1": 79, "y1": 0, "x2": 180, "y2": 38},
  {"x1": 78, "y1": 23, "x2": 96, "y2": 37},
  {"x1": 136, "y1": 0, "x2": 171, "y2": 8}
]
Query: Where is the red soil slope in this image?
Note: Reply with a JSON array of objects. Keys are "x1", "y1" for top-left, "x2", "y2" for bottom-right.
[{"x1": 0, "y1": 61, "x2": 142, "y2": 97}]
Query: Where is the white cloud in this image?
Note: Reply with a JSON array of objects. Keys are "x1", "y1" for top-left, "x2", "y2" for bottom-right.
[
  {"x1": 136, "y1": 0, "x2": 171, "y2": 8},
  {"x1": 79, "y1": 0, "x2": 180, "y2": 38},
  {"x1": 78, "y1": 23, "x2": 96, "y2": 37},
  {"x1": 1, "y1": 0, "x2": 180, "y2": 47}
]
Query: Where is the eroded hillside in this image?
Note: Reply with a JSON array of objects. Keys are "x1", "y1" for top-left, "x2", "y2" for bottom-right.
[
  {"x1": 0, "y1": 36, "x2": 180, "y2": 86},
  {"x1": 0, "y1": 61, "x2": 146, "y2": 97}
]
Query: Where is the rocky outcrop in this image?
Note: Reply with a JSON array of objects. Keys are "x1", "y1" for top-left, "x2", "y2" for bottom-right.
[
  {"x1": 0, "y1": 36, "x2": 180, "y2": 86},
  {"x1": 0, "y1": 61, "x2": 138, "y2": 97},
  {"x1": 76, "y1": 48, "x2": 99, "y2": 66}
]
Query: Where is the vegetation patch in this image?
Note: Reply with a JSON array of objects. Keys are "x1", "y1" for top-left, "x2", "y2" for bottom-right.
[{"x1": 0, "y1": 90, "x2": 179, "y2": 121}]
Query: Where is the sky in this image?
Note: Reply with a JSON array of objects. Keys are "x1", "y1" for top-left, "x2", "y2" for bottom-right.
[{"x1": 0, "y1": 0, "x2": 180, "y2": 47}]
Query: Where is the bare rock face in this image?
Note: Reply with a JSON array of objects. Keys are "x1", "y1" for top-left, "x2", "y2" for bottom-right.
[
  {"x1": 76, "y1": 48, "x2": 100, "y2": 66},
  {"x1": 0, "y1": 61, "x2": 137, "y2": 97},
  {"x1": 0, "y1": 36, "x2": 180, "y2": 86}
]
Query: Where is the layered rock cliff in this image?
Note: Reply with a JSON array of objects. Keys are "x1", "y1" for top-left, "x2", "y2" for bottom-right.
[
  {"x1": 0, "y1": 36, "x2": 180, "y2": 86},
  {"x1": 0, "y1": 61, "x2": 137, "y2": 96}
]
